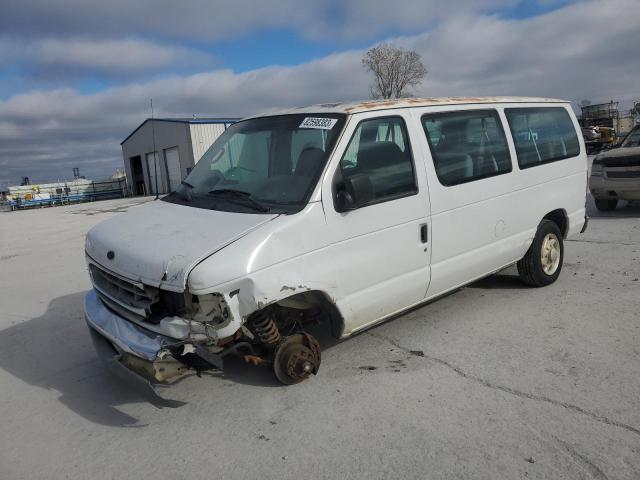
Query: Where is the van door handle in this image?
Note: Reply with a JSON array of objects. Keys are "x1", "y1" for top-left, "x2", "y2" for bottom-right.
[{"x1": 420, "y1": 223, "x2": 428, "y2": 243}]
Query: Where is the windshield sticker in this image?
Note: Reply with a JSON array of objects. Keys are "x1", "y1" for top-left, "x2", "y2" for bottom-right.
[{"x1": 299, "y1": 117, "x2": 338, "y2": 130}]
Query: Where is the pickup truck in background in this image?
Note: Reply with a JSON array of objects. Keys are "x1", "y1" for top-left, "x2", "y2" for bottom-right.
[{"x1": 590, "y1": 125, "x2": 640, "y2": 211}]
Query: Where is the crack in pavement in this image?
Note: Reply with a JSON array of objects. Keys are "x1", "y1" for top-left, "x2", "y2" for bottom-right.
[
  {"x1": 567, "y1": 239, "x2": 640, "y2": 247},
  {"x1": 367, "y1": 331, "x2": 640, "y2": 439},
  {"x1": 553, "y1": 436, "x2": 610, "y2": 480}
]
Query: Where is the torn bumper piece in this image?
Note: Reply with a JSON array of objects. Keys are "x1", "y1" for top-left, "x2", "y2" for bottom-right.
[{"x1": 84, "y1": 289, "x2": 222, "y2": 404}]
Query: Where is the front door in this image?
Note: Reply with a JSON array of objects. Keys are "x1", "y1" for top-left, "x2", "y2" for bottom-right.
[{"x1": 322, "y1": 112, "x2": 431, "y2": 334}]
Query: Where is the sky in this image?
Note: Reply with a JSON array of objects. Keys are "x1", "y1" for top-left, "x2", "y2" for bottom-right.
[{"x1": 1, "y1": 0, "x2": 639, "y2": 187}]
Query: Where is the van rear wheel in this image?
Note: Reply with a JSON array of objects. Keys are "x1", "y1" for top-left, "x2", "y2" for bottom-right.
[
  {"x1": 517, "y1": 220, "x2": 564, "y2": 287},
  {"x1": 594, "y1": 198, "x2": 618, "y2": 211}
]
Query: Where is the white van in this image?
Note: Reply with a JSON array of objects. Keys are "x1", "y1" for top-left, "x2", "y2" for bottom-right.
[{"x1": 84, "y1": 97, "x2": 588, "y2": 396}]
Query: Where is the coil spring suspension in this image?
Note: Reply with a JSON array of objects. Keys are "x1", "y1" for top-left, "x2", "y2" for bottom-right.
[{"x1": 250, "y1": 310, "x2": 281, "y2": 347}]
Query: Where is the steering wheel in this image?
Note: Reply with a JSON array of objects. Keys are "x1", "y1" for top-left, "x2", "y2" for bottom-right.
[{"x1": 206, "y1": 169, "x2": 225, "y2": 187}]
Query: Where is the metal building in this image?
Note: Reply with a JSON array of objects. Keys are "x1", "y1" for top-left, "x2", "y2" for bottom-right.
[{"x1": 121, "y1": 117, "x2": 237, "y2": 196}]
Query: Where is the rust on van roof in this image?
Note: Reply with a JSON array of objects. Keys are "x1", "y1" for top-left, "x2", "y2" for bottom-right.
[
  {"x1": 247, "y1": 96, "x2": 569, "y2": 119},
  {"x1": 341, "y1": 96, "x2": 568, "y2": 113},
  {"x1": 341, "y1": 97, "x2": 494, "y2": 112}
]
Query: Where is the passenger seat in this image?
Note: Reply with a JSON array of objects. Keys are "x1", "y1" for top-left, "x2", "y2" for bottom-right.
[
  {"x1": 435, "y1": 132, "x2": 473, "y2": 183},
  {"x1": 294, "y1": 147, "x2": 324, "y2": 176}
]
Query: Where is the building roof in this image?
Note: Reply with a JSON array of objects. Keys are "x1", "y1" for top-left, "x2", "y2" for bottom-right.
[
  {"x1": 121, "y1": 117, "x2": 239, "y2": 145},
  {"x1": 247, "y1": 96, "x2": 569, "y2": 119}
]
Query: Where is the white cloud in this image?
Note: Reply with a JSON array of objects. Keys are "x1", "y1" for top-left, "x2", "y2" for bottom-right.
[
  {"x1": 1, "y1": 0, "x2": 639, "y2": 186},
  {"x1": 0, "y1": 37, "x2": 214, "y2": 77},
  {"x1": 0, "y1": 0, "x2": 515, "y2": 41},
  {"x1": 37, "y1": 38, "x2": 213, "y2": 73},
  {"x1": 405, "y1": 0, "x2": 640, "y2": 105}
]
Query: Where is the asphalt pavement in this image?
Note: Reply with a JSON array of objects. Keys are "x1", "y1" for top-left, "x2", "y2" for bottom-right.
[{"x1": 1, "y1": 195, "x2": 639, "y2": 480}]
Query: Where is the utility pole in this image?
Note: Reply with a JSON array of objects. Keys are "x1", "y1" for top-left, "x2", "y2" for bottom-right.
[{"x1": 151, "y1": 98, "x2": 159, "y2": 200}]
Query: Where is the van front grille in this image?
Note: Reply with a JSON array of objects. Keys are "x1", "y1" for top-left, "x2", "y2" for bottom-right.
[
  {"x1": 595, "y1": 155, "x2": 640, "y2": 168},
  {"x1": 89, "y1": 263, "x2": 157, "y2": 319},
  {"x1": 606, "y1": 170, "x2": 640, "y2": 178}
]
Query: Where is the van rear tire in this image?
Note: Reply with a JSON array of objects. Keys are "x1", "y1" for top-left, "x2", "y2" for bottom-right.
[{"x1": 517, "y1": 220, "x2": 564, "y2": 287}]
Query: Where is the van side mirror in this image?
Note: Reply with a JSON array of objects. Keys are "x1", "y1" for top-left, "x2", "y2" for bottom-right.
[{"x1": 335, "y1": 173, "x2": 374, "y2": 212}]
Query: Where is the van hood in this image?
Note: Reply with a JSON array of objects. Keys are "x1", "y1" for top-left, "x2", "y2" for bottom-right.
[
  {"x1": 593, "y1": 146, "x2": 640, "y2": 167},
  {"x1": 595, "y1": 145, "x2": 640, "y2": 159},
  {"x1": 85, "y1": 200, "x2": 278, "y2": 292}
]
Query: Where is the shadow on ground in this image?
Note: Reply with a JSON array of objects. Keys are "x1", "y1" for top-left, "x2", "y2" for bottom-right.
[
  {"x1": 586, "y1": 197, "x2": 640, "y2": 219},
  {"x1": 0, "y1": 291, "x2": 341, "y2": 425},
  {"x1": 467, "y1": 272, "x2": 528, "y2": 290},
  {"x1": 0, "y1": 292, "x2": 152, "y2": 427}
]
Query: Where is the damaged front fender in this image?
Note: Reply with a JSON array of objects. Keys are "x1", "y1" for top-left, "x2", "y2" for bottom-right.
[
  {"x1": 189, "y1": 275, "x2": 343, "y2": 342},
  {"x1": 186, "y1": 200, "x2": 345, "y2": 337}
]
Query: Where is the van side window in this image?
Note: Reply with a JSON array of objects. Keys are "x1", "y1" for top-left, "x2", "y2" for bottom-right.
[
  {"x1": 505, "y1": 107, "x2": 580, "y2": 168},
  {"x1": 339, "y1": 116, "x2": 417, "y2": 203},
  {"x1": 422, "y1": 110, "x2": 512, "y2": 186}
]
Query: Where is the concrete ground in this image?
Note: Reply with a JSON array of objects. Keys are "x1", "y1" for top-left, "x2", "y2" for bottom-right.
[{"x1": 1, "y1": 195, "x2": 639, "y2": 480}]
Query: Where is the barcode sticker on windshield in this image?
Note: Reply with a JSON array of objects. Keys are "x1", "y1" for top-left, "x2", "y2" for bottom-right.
[{"x1": 299, "y1": 117, "x2": 338, "y2": 130}]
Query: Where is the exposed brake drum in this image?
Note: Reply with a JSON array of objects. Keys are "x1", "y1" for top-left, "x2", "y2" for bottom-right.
[{"x1": 273, "y1": 332, "x2": 321, "y2": 385}]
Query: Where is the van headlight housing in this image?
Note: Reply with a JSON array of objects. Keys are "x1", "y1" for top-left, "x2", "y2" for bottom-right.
[
  {"x1": 149, "y1": 291, "x2": 230, "y2": 327},
  {"x1": 190, "y1": 293, "x2": 231, "y2": 326}
]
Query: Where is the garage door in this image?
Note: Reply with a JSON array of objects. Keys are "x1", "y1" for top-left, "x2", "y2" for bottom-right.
[
  {"x1": 164, "y1": 147, "x2": 182, "y2": 191},
  {"x1": 145, "y1": 151, "x2": 161, "y2": 194}
]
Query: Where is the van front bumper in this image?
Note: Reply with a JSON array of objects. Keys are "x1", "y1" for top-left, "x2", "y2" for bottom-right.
[
  {"x1": 84, "y1": 289, "x2": 200, "y2": 405},
  {"x1": 589, "y1": 175, "x2": 640, "y2": 201},
  {"x1": 85, "y1": 289, "x2": 258, "y2": 403}
]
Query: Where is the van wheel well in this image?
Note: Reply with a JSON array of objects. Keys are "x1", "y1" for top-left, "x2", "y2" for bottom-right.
[
  {"x1": 266, "y1": 290, "x2": 344, "y2": 340},
  {"x1": 542, "y1": 209, "x2": 568, "y2": 238}
]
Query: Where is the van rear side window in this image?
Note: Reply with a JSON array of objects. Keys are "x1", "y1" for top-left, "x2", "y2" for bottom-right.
[
  {"x1": 505, "y1": 107, "x2": 580, "y2": 168},
  {"x1": 422, "y1": 110, "x2": 512, "y2": 186}
]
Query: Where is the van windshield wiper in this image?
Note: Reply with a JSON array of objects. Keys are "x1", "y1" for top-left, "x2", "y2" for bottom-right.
[{"x1": 207, "y1": 189, "x2": 270, "y2": 212}]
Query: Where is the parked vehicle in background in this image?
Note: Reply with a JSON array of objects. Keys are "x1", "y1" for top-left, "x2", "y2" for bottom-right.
[
  {"x1": 582, "y1": 126, "x2": 599, "y2": 141},
  {"x1": 83, "y1": 97, "x2": 588, "y2": 399},
  {"x1": 590, "y1": 125, "x2": 640, "y2": 211},
  {"x1": 583, "y1": 126, "x2": 618, "y2": 154}
]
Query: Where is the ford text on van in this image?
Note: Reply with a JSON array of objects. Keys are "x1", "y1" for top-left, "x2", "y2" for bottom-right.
[{"x1": 84, "y1": 97, "x2": 588, "y2": 397}]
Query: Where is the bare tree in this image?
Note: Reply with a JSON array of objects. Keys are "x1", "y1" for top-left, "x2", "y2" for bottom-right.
[{"x1": 362, "y1": 43, "x2": 427, "y2": 99}]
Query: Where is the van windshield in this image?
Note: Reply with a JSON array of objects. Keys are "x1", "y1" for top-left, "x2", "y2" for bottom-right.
[
  {"x1": 164, "y1": 114, "x2": 346, "y2": 214},
  {"x1": 620, "y1": 127, "x2": 640, "y2": 148}
]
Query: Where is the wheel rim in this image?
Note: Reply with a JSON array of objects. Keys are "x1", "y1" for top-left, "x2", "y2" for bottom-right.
[{"x1": 540, "y1": 233, "x2": 561, "y2": 275}]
